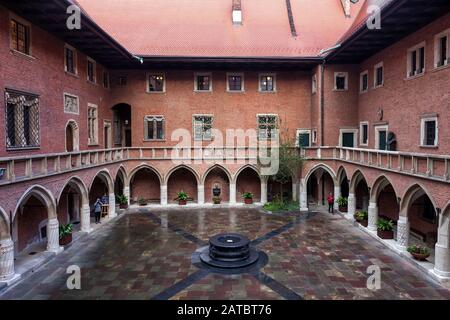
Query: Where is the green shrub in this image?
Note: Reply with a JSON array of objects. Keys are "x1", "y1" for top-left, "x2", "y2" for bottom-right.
[
  {"x1": 263, "y1": 200, "x2": 299, "y2": 212},
  {"x1": 337, "y1": 196, "x2": 348, "y2": 207},
  {"x1": 407, "y1": 245, "x2": 430, "y2": 255},
  {"x1": 242, "y1": 192, "x2": 253, "y2": 199},
  {"x1": 376, "y1": 218, "x2": 394, "y2": 231},
  {"x1": 138, "y1": 198, "x2": 148, "y2": 205},
  {"x1": 354, "y1": 210, "x2": 368, "y2": 220},
  {"x1": 116, "y1": 194, "x2": 128, "y2": 205},
  {"x1": 59, "y1": 223, "x2": 73, "y2": 239},
  {"x1": 177, "y1": 191, "x2": 188, "y2": 201}
]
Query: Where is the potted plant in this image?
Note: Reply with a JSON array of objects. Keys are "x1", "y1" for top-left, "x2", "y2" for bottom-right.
[
  {"x1": 377, "y1": 218, "x2": 394, "y2": 239},
  {"x1": 242, "y1": 192, "x2": 253, "y2": 205},
  {"x1": 354, "y1": 210, "x2": 368, "y2": 227},
  {"x1": 177, "y1": 191, "x2": 188, "y2": 205},
  {"x1": 212, "y1": 196, "x2": 221, "y2": 204},
  {"x1": 138, "y1": 198, "x2": 148, "y2": 206},
  {"x1": 337, "y1": 196, "x2": 348, "y2": 212},
  {"x1": 116, "y1": 194, "x2": 129, "y2": 209},
  {"x1": 407, "y1": 245, "x2": 430, "y2": 261},
  {"x1": 59, "y1": 223, "x2": 73, "y2": 246}
]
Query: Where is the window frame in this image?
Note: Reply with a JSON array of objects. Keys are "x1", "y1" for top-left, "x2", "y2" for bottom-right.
[
  {"x1": 192, "y1": 114, "x2": 214, "y2": 141},
  {"x1": 359, "y1": 121, "x2": 369, "y2": 146},
  {"x1": 87, "y1": 103, "x2": 99, "y2": 145},
  {"x1": 312, "y1": 129, "x2": 317, "y2": 144},
  {"x1": 374, "y1": 124, "x2": 389, "y2": 150},
  {"x1": 339, "y1": 128, "x2": 358, "y2": 148},
  {"x1": 373, "y1": 62, "x2": 384, "y2": 88},
  {"x1": 144, "y1": 115, "x2": 166, "y2": 141},
  {"x1": 64, "y1": 44, "x2": 78, "y2": 75},
  {"x1": 434, "y1": 28, "x2": 450, "y2": 69},
  {"x1": 296, "y1": 129, "x2": 311, "y2": 148},
  {"x1": 86, "y1": 57, "x2": 97, "y2": 84},
  {"x1": 63, "y1": 93, "x2": 80, "y2": 115},
  {"x1": 103, "y1": 71, "x2": 110, "y2": 89},
  {"x1": 257, "y1": 114, "x2": 279, "y2": 141},
  {"x1": 406, "y1": 42, "x2": 426, "y2": 78},
  {"x1": 258, "y1": 73, "x2": 277, "y2": 92},
  {"x1": 359, "y1": 70, "x2": 368, "y2": 93},
  {"x1": 147, "y1": 73, "x2": 166, "y2": 93},
  {"x1": 420, "y1": 116, "x2": 438, "y2": 147},
  {"x1": 226, "y1": 72, "x2": 245, "y2": 92},
  {"x1": 334, "y1": 72, "x2": 348, "y2": 91},
  {"x1": 9, "y1": 14, "x2": 32, "y2": 57},
  {"x1": 194, "y1": 72, "x2": 212, "y2": 92}
]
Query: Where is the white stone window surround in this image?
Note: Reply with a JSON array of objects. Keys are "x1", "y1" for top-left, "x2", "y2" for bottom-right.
[
  {"x1": 226, "y1": 72, "x2": 245, "y2": 92},
  {"x1": 257, "y1": 113, "x2": 279, "y2": 140},
  {"x1": 258, "y1": 73, "x2": 277, "y2": 92},
  {"x1": 434, "y1": 28, "x2": 450, "y2": 69},
  {"x1": 64, "y1": 43, "x2": 78, "y2": 75},
  {"x1": 87, "y1": 103, "x2": 99, "y2": 145},
  {"x1": 296, "y1": 129, "x2": 312, "y2": 147},
  {"x1": 86, "y1": 56, "x2": 97, "y2": 84},
  {"x1": 339, "y1": 128, "x2": 358, "y2": 147},
  {"x1": 359, "y1": 121, "x2": 369, "y2": 146},
  {"x1": 192, "y1": 114, "x2": 214, "y2": 141},
  {"x1": 406, "y1": 41, "x2": 426, "y2": 79},
  {"x1": 312, "y1": 128, "x2": 318, "y2": 143},
  {"x1": 146, "y1": 72, "x2": 166, "y2": 93},
  {"x1": 373, "y1": 61, "x2": 384, "y2": 88},
  {"x1": 359, "y1": 70, "x2": 368, "y2": 93},
  {"x1": 374, "y1": 124, "x2": 389, "y2": 150},
  {"x1": 420, "y1": 115, "x2": 438, "y2": 147},
  {"x1": 144, "y1": 115, "x2": 166, "y2": 141},
  {"x1": 9, "y1": 12, "x2": 33, "y2": 58},
  {"x1": 194, "y1": 72, "x2": 213, "y2": 92},
  {"x1": 334, "y1": 72, "x2": 348, "y2": 91}
]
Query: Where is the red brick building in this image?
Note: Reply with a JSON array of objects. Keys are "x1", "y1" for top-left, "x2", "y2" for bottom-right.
[{"x1": 0, "y1": 0, "x2": 450, "y2": 284}]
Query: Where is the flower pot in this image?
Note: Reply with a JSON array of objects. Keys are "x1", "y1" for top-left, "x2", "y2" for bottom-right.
[
  {"x1": 59, "y1": 233, "x2": 72, "y2": 246},
  {"x1": 213, "y1": 200, "x2": 221, "y2": 205},
  {"x1": 410, "y1": 252, "x2": 430, "y2": 261},
  {"x1": 119, "y1": 204, "x2": 128, "y2": 209},
  {"x1": 356, "y1": 218, "x2": 368, "y2": 227},
  {"x1": 377, "y1": 229, "x2": 394, "y2": 239},
  {"x1": 339, "y1": 205, "x2": 348, "y2": 213},
  {"x1": 244, "y1": 198, "x2": 253, "y2": 205},
  {"x1": 179, "y1": 199, "x2": 187, "y2": 205}
]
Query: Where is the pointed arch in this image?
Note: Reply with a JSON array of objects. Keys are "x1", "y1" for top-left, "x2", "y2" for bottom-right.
[
  {"x1": 400, "y1": 183, "x2": 437, "y2": 217},
  {"x1": 336, "y1": 166, "x2": 348, "y2": 184},
  {"x1": 128, "y1": 163, "x2": 162, "y2": 186},
  {"x1": 13, "y1": 185, "x2": 57, "y2": 222},
  {"x1": 65, "y1": 119, "x2": 79, "y2": 152},
  {"x1": 303, "y1": 163, "x2": 336, "y2": 185},
  {"x1": 202, "y1": 164, "x2": 232, "y2": 185},
  {"x1": 115, "y1": 165, "x2": 128, "y2": 184},
  {"x1": 370, "y1": 175, "x2": 398, "y2": 203},
  {"x1": 349, "y1": 169, "x2": 368, "y2": 193},
  {"x1": 232, "y1": 164, "x2": 260, "y2": 184},
  {"x1": 165, "y1": 164, "x2": 200, "y2": 185},
  {"x1": 57, "y1": 176, "x2": 89, "y2": 205},
  {"x1": 90, "y1": 169, "x2": 114, "y2": 193}
]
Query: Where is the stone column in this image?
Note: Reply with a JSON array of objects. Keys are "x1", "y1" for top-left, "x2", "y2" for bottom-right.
[
  {"x1": 0, "y1": 237, "x2": 16, "y2": 281},
  {"x1": 161, "y1": 184, "x2": 168, "y2": 205},
  {"x1": 334, "y1": 185, "x2": 341, "y2": 211},
  {"x1": 198, "y1": 184, "x2": 205, "y2": 205},
  {"x1": 299, "y1": 179, "x2": 308, "y2": 212},
  {"x1": 229, "y1": 183, "x2": 236, "y2": 205},
  {"x1": 434, "y1": 216, "x2": 450, "y2": 278},
  {"x1": 347, "y1": 193, "x2": 356, "y2": 220},
  {"x1": 108, "y1": 193, "x2": 116, "y2": 218},
  {"x1": 396, "y1": 216, "x2": 409, "y2": 251},
  {"x1": 368, "y1": 202, "x2": 378, "y2": 231},
  {"x1": 46, "y1": 218, "x2": 62, "y2": 253},
  {"x1": 81, "y1": 203, "x2": 92, "y2": 233},
  {"x1": 123, "y1": 186, "x2": 131, "y2": 205},
  {"x1": 260, "y1": 177, "x2": 268, "y2": 204},
  {"x1": 292, "y1": 181, "x2": 298, "y2": 201}
]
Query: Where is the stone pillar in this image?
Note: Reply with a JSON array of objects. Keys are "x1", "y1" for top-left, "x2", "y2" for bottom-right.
[
  {"x1": 362, "y1": 195, "x2": 369, "y2": 211},
  {"x1": 161, "y1": 184, "x2": 168, "y2": 205},
  {"x1": 292, "y1": 181, "x2": 298, "y2": 201},
  {"x1": 229, "y1": 183, "x2": 237, "y2": 205},
  {"x1": 0, "y1": 237, "x2": 16, "y2": 281},
  {"x1": 198, "y1": 184, "x2": 205, "y2": 205},
  {"x1": 81, "y1": 203, "x2": 92, "y2": 233},
  {"x1": 299, "y1": 179, "x2": 308, "y2": 212},
  {"x1": 434, "y1": 216, "x2": 450, "y2": 278},
  {"x1": 123, "y1": 186, "x2": 131, "y2": 205},
  {"x1": 260, "y1": 177, "x2": 268, "y2": 204},
  {"x1": 108, "y1": 193, "x2": 116, "y2": 218},
  {"x1": 347, "y1": 193, "x2": 356, "y2": 220},
  {"x1": 334, "y1": 185, "x2": 341, "y2": 211},
  {"x1": 368, "y1": 202, "x2": 378, "y2": 231},
  {"x1": 46, "y1": 218, "x2": 62, "y2": 253},
  {"x1": 396, "y1": 216, "x2": 409, "y2": 251}
]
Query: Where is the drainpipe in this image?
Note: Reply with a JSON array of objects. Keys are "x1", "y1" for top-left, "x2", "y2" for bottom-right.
[
  {"x1": 320, "y1": 59, "x2": 326, "y2": 147},
  {"x1": 133, "y1": 55, "x2": 144, "y2": 64}
]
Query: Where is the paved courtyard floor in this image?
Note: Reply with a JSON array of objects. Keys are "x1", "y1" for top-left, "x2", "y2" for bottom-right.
[{"x1": 1, "y1": 207, "x2": 450, "y2": 300}]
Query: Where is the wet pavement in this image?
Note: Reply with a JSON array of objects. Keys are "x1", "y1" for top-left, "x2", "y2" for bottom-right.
[{"x1": 1, "y1": 207, "x2": 450, "y2": 300}]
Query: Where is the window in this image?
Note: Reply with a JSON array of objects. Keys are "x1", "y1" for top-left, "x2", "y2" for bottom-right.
[
  {"x1": 375, "y1": 125, "x2": 388, "y2": 150},
  {"x1": 257, "y1": 114, "x2": 278, "y2": 140},
  {"x1": 374, "y1": 62, "x2": 384, "y2": 87},
  {"x1": 334, "y1": 72, "x2": 348, "y2": 91},
  {"x1": 360, "y1": 71, "x2": 368, "y2": 93},
  {"x1": 421, "y1": 117, "x2": 438, "y2": 147},
  {"x1": 64, "y1": 45, "x2": 77, "y2": 74},
  {"x1": 64, "y1": 93, "x2": 79, "y2": 114},
  {"x1": 10, "y1": 18, "x2": 30, "y2": 55},
  {"x1": 5, "y1": 90, "x2": 40, "y2": 149},
  {"x1": 339, "y1": 129, "x2": 357, "y2": 148},
  {"x1": 434, "y1": 29, "x2": 449, "y2": 68},
  {"x1": 407, "y1": 43, "x2": 425, "y2": 78},
  {"x1": 227, "y1": 73, "x2": 244, "y2": 92},
  {"x1": 87, "y1": 104, "x2": 98, "y2": 145},
  {"x1": 312, "y1": 129, "x2": 317, "y2": 144},
  {"x1": 118, "y1": 76, "x2": 127, "y2": 86},
  {"x1": 147, "y1": 73, "x2": 165, "y2": 92},
  {"x1": 359, "y1": 122, "x2": 368, "y2": 146},
  {"x1": 312, "y1": 74, "x2": 317, "y2": 94},
  {"x1": 193, "y1": 115, "x2": 213, "y2": 140},
  {"x1": 296, "y1": 129, "x2": 311, "y2": 148},
  {"x1": 194, "y1": 73, "x2": 212, "y2": 91},
  {"x1": 87, "y1": 58, "x2": 96, "y2": 83},
  {"x1": 144, "y1": 116, "x2": 165, "y2": 140},
  {"x1": 103, "y1": 71, "x2": 109, "y2": 89},
  {"x1": 259, "y1": 73, "x2": 276, "y2": 92}
]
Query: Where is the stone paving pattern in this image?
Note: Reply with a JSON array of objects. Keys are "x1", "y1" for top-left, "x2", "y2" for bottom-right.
[{"x1": 1, "y1": 207, "x2": 450, "y2": 300}]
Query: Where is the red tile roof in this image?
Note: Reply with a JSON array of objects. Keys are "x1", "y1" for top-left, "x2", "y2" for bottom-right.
[{"x1": 75, "y1": 0, "x2": 365, "y2": 58}]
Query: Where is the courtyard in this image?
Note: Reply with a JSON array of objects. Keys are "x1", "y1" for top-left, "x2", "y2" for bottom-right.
[{"x1": 1, "y1": 207, "x2": 449, "y2": 300}]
